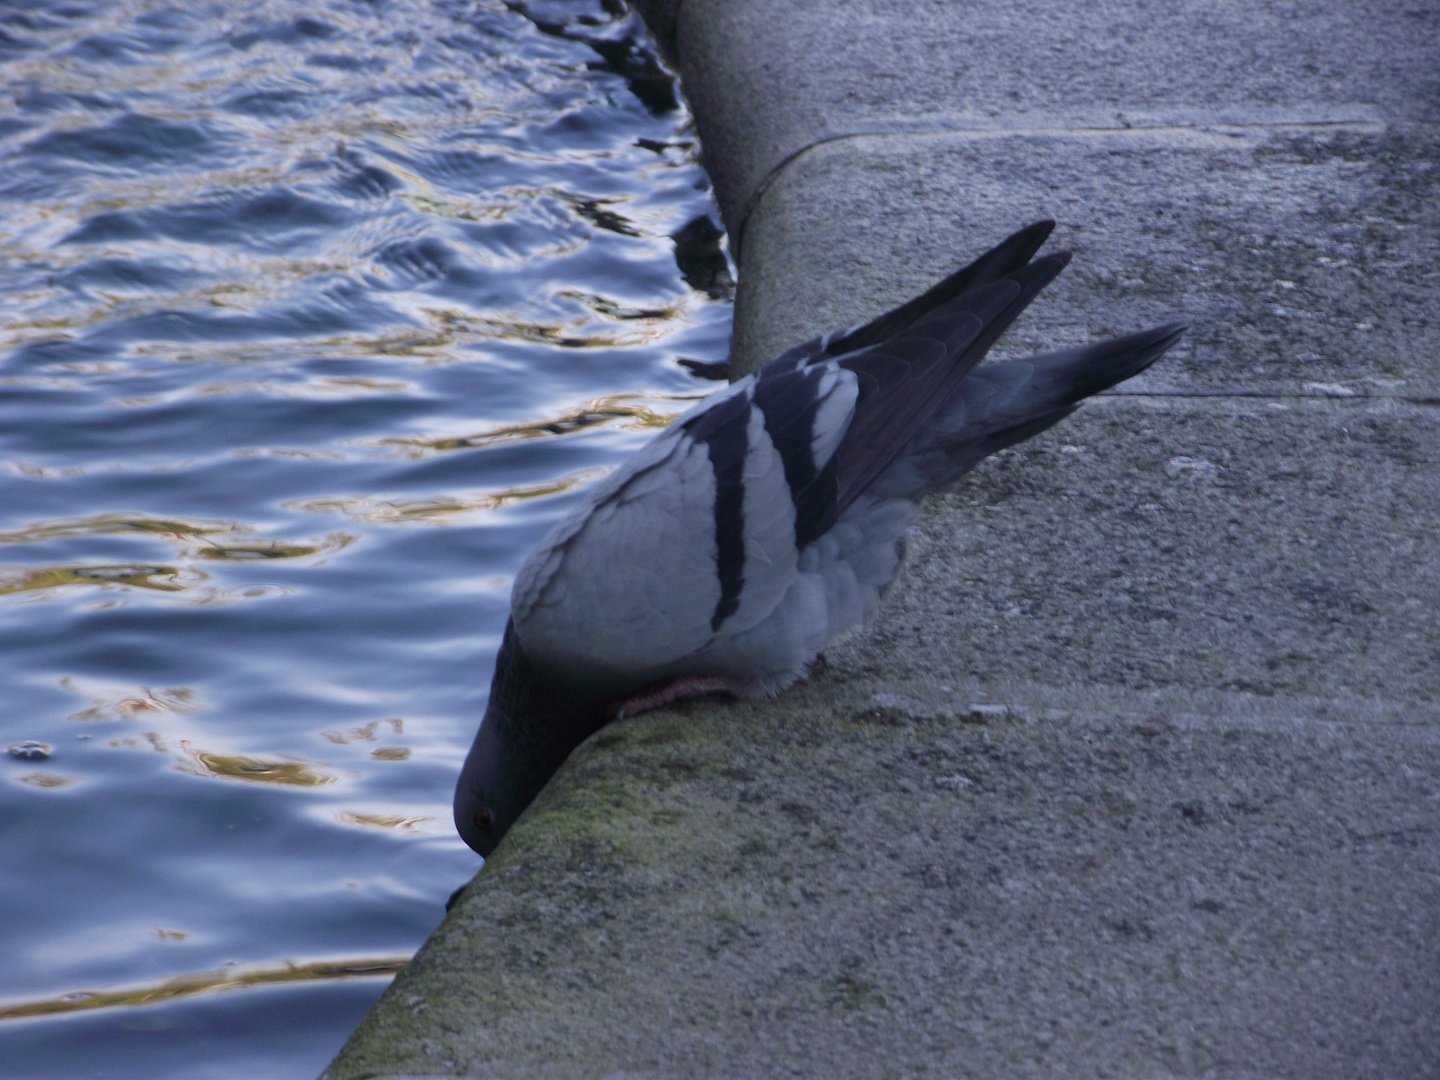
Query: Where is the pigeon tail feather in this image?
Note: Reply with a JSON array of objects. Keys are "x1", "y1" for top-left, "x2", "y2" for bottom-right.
[{"x1": 874, "y1": 323, "x2": 1187, "y2": 500}]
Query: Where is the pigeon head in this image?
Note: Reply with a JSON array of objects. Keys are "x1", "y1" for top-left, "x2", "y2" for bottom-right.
[{"x1": 454, "y1": 618, "x2": 610, "y2": 857}]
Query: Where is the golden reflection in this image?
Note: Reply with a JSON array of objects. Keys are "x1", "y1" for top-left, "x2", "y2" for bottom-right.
[
  {"x1": 398, "y1": 192, "x2": 514, "y2": 224},
  {"x1": 115, "y1": 286, "x2": 700, "y2": 366},
  {"x1": 0, "y1": 513, "x2": 233, "y2": 545},
  {"x1": 288, "y1": 470, "x2": 605, "y2": 525},
  {"x1": 130, "y1": 328, "x2": 453, "y2": 366},
  {"x1": 419, "y1": 307, "x2": 672, "y2": 349},
  {"x1": 196, "y1": 543, "x2": 317, "y2": 560},
  {"x1": 179, "y1": 743, "x2": 334, "y2": 787},
  {"x1": 0, "y1": 234, "x2": 359, "y2": 354},
  {"x1": 115, "y1": 376, "x2": 414, "y2": 409},
  {"x1": 67, "y1": 684, "x2": 200, "y2": 721},
  {"x1": 336, "y1": 812, "x2": 429, "y2": 830},
  {"x1": 0, "y1": 564, "x2": 195, "y2": 596},
  {"x1": 16, "y1": 773, "x2": 73, "y2": 789},
  {"x1": 231, "y1": 447, "x2": 347, "y2": 462},
  {"x1": 193, "y1": 532, "x2": 351, "y2": 562},
  {"x1": 321, "y1": 718, "x2": 404, "y2": 745},
  {"x1": 369, "y1": 747, "x2": 411, "y2": 761},
  {"x1": 105, "y1": 731, "x2": 170, "y2": 752},
  {"x1": 106, "y1": 290, "x2": 696, "y2": 364},
  {"x1": 154, "y1": 929, "x2": 189, "y2": 942},
  {"x1": 380, "y1": 392, "x2": 699, "y2": 457},
  {"x1": 0, "y1": 957, "x2": 411, "y2": 1021},
  {"x1": 3, "y1": 462, "x2": 86, "y2": 479},
  {"x1": 0, "y1": 515, "x2": 352, "y2": 577},
  {"x1": 0, "y1": 270, "x2": 288, "y2": 345}
]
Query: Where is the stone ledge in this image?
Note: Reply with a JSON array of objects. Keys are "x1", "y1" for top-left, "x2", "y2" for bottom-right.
[
  {"x1": 661, "y1": 0, "x2": 1440, "y2": 235},
  {"x1": 320, "y1": 1, "x2": 1440, "y2": 1076},
  {"x1": 730, "y1": 125, "x2": 1440, "y2": 399},
  {"x1": 324, "y1": 680, "x2": 1440, "y2": 1079}
]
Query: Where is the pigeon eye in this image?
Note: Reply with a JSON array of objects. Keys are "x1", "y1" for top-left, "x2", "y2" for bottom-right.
[{"x1": 473, "y1": 809, "x2": 494, "y2": 830}]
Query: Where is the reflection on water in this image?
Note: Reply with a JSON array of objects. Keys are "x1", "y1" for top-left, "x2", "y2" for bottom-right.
[
  {"x1": 0, "y1": 514, "x2": 233, "y2": 544},
  {"x1": 287, "y1": 469, "x2": 607, "y2": 525},
  {"x1": 1, "y1": 513, "x2": 355, "y2": 572},
  {"x1": 195, "y1": 541, "x2": 333, "y2": 560},
  {"x1": 0, "y1": 0, "x2": 731, "y2": 1076},
  {"x1": 179, "y1": 746, "x2": 336, "y2": 787},
  {"x1": 376, "y1": 390, "x2": 701, "y2": 454},
  {"x1": 336, "y1": 811, "x2": 427, "y2": 830},
  {"x1": 320, "y1": 718, "x2": 404, "y2": 744},
  {"x1": 65, "y1": 683, "x2": 200, "y2": 721},
  {"x1": 368, "y1": 747, "x2": 411, "y2": 761},
  {"x1": 15, "y1": 774, "x2": 75, "y2": 790},
  {"x1": 0, "y1": 562, "x2": 196, "y2": 595},
  {"x1": 0, "y1": 958, "x2": 411, "y2": 1022}
]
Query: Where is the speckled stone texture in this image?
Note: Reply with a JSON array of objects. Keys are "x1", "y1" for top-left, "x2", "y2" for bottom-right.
[{"x1": 323, "y1": 0, "x2": 1440, "y2": 1077}]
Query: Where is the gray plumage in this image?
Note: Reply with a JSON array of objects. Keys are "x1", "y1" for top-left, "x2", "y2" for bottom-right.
[{"x1": 455, "y1": 221, "x2": 1185, "y2": 857}]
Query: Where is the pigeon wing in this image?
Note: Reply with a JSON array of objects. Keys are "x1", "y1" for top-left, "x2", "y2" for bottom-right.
[
  {"x1": 510, "y1": 367, "x2": 862, "y2": 688},
  {"x1": 770, "y1": 220, "x2": 1055, "y2": 369},
  {"x1": 828, "y1": 251, "x2": 1070, "y2": 520}
]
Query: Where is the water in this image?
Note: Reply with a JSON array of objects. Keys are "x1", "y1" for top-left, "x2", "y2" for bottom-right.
[{"x1": 0, "y1": 1, "x2": 732, "y2": 1076}]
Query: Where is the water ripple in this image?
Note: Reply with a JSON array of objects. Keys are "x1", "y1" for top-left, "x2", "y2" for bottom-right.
[{"x1": 0, "y1": 1, "x2": 732, "y2": 1077}]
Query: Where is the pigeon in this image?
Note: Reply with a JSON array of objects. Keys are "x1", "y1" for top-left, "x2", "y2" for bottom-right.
[{"x1": 455, "y1": 221, "x2": 1184, "y2": 857}]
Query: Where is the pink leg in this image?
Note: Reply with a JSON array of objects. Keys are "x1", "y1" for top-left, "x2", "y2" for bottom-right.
[{"x1": 610, "y1": 675, "x2": 733, "y2": 720}]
